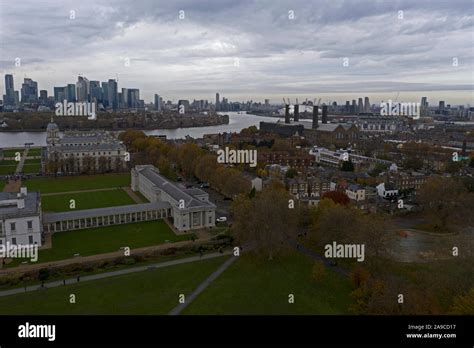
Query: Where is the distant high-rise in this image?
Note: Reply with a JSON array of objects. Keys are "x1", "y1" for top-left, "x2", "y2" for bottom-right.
[
  {"x1": 439, "y1": 101, "x2": 445, "y2": 110},
  {"x1": 101, "y1": 82, "x2": 109, "y2": 107},
  {"x1": 21, "y1": 78, "x2": 38, "y2": 103},
  {"x1": 39, "y1": 90, "x2": 48, "y2": 102},
  {"x1": 294, "y1": 103, "x2": 299, "y2": 121},
  {"x1": 215, "y1": 93, "x2": 220, "y2": 111},
  {"x1": 89, "y1": 81, "x2": 101, "y2": 103},
  {"x1": 345, "y1": 101, "x2": 350, "y2": 113},
  {"x1": 351, "y1": 99, "x2": 356, "y2": 113},
  {"x1": 3, "y1": 74, "x2": 16, "y2": 106},
  {"x1": 364, "y1": 97, "x2": 370, "y2": 112},
  {"x1": 358, "y1": 98, "x2": 363, "y2": 113},
  {"x1": 107, "y1": 79, "x2": 118, "y2": 110},
  {"x1": 121, "y1": 88, "x2": 129, "y2": 108},
  {"x1": 154, "y1": 94, "x2": 161, "y2": 111},
  {"x1": 312, "y1": 105, "x2": 319, "y2": 129},
  {"x1": 76, "y1": 76, "x2": 89, "y2": 102},
  {"x1": 128, "y1": 89, "x2": 140, "y2": 109},
  {"x1": 66, "y1": 84, "x2": 76, "y2": 102},
  {"x1": 54, "y1": 86, "x2": 67, "y2": 102}
]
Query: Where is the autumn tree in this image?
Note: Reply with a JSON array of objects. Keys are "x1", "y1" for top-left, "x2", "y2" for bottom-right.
[
  {"x1": 231, "y1": 182, "x2": 298, "y2": 260},
  {"x1": 321, "y1": 191, "x2": 350, "y2": 206}
]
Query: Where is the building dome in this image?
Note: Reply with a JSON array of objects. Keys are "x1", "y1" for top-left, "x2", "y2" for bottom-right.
[{"x1": 46, "y1": 122, "x2": 59, "y2": 131}]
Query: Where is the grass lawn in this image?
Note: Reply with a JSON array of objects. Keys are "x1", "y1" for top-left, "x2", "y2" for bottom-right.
[
  {"x1": 0, "y1": 165, "x2": 17, "y2": 175},
  {"x1": 183, "y1": 252, "x2": 354, "y2": 315},
  {"x1": 7, "y1": 220, "x2": 191, "y2": 266},
  {"x1": 26, "y1": 148, "x2": 42, "y2": 156},
  {"x1": 41, "y1": 189, "x2": 135, "y2": 212},
  {"x1": 22, "y1": 163, "x2": 42, "y2": 174},
  {"x1": 25, "y1": 173, "x2": 130, "y2": 194},
  {"x1": 0, "y1": 159, "x2": 18, "y2": 165},
  {"x1": 24, "y1": 158, "x2": 41, "y2": 164},
  {"x1": 0, "y1": 256, "x2": 226, "y2": 314},
  {"x1": 0, "y1": 180, "x2": 5, "y2": 191},
  {"x1": 2, "y1": 148, "x2": 23, "y2": 157}
]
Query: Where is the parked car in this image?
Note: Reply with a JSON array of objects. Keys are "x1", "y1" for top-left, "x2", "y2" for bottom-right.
[{"x1": 216, "y1": 217, "x2": 227, "y2": 223}]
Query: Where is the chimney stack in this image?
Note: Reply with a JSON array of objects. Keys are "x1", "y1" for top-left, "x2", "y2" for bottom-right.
[
  {"x1": 312, "y1": 105, "x2": 319, "y2": 129},
  {"x1": 285, "y1": 104, "x2": 290, "y2": 124},
  {"x1": 322, "y1": 105, "x2": 328, "y2": 124},
  {"x1": 294, "y1": 104, "x2": 299, "y2": 122}
]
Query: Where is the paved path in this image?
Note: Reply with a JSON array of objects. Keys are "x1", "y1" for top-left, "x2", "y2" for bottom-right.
[
  {"x1": 15, "y1": 148, "x2": 28, "y2": 174},
  {"x1": 169, "y1": 254, "x2": 238, "y2": 315},
  {"x1": 0, "y1": 238, "x2": 202, "y2": 275},
  {"x1": 2, "y1": 180, "x2": 21, "y2": 193},
  {"x1": 122, "y1": 186, "x2": 145, "y2": 203},
  {"x1": 0, "y1": 250, "x2": 232, "y2": 298},
  {"x1": 41, "y1": 187, "x2": 122, "y2": 197}
]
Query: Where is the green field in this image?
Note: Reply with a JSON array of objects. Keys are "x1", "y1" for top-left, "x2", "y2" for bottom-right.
[
  {"x1": 24, "y1": 158, "x2": 41, "y2": 164},
  {"x1": 183, "y1": 253, "x2": 353, "y2": 315},
  {"x1": 25, "y1": 173, "x2": 130, "y2": 193},
  {"x1": 0, "y1": 180, "x2": 5, "y2": 191},
  {"x1": 0, "y1": 159, "x2": 18, "y2": 165},
  {"x1": 22, "y1": 163, "x2": 42, "y2": 174},
  {"x1": 26, "y1": 148, "x2": 42, "y2": 156},
  {"x1": 0, "y1": 165, "x2": 16, "y2": 175},
  {"x1": 0, "y1": 256, "x2": 226, "y2": 314},
  {"x1": 7, "y1": 220, "x2": 190, "y2": 266},
  {"x1": 2, "y1": 148, "x2": 23, "y2": 157},
  {"x1": 41, "y1": 189, "x2": 135, "y2": 212}
]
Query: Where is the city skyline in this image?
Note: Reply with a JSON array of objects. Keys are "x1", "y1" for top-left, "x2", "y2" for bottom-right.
[{"x1": 0, "y1": 0, "x2": 473, "y2": 104}]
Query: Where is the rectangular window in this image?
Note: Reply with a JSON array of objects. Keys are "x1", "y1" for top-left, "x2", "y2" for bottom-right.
[
  {"x1": 27, "y1": 220, "x2": 33, "y2": 229},
  {"x1": 10, "y1": 222, "x2": 16, "y2": 232},
  {"x1": 29, "y1": 235, "x2": 33, "y2": 244},
  {"x1": 12, "y1": 237, "x2": 16, "y2": 245}
]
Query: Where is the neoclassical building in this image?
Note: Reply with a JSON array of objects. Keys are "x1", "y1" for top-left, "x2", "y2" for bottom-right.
[
  {"x1": 45, "y1": 117, "x2": 128, "y2": 174},
  {"x1": 131, "y1": 165, "x2": 216, "y2": 231}
]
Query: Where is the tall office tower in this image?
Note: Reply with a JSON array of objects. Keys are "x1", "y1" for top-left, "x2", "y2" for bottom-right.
[
  {"x1": 128, "y1": 89, "x2": 140, "y2": 108},
  {"x1": 421, "y1": 97, "x2": 427, "y2": 107},
  {"x1": 345, "y1": 101, "x2": 350, "y2": 113},
  {"x1": 39, "y1": 90, "x2": 48, "y2": 102},
  {"x1": 107, "y1": 79, "x2": 118, "y2": 110},
  {"x1": 312, "y1": 105, "x2": 319, "y2": 129},
  {"x1": 421, "y1": 97, "x2": 428, "y2": 116},
  {"x1": 364, "y1": 97, "x2": 370, "y2": 112},
  {"x1": 322, "y1": 105, "x2": 328, "y2": 124},
  {"x1": 89, "y1": 81, "x2": 101, "y2": 103},
  {"x1": 215, "y1": 93, "x2": 220, "y2": 111},
  {"x1": 21, "y1": 78, "x2": 38, "y2": 103},
  {"x1": 53, "y1": 86, "x2": 67, "y2": 102},
  {"x1": 265, "y1": 99, "x2": 269, "y2": 106},
  {"x1": 285, "y1": 103, "x2": 290, "y2": 124},
  {"x1": 3, "y1": 74, "x2": 16, "y2": 106},
  {"x1": 294, "y1": 103, "x2": 299, "y2": 121},
  {"x1": 66, "y1": 84, "x2": 76, "y2": 102},
  {"x1": 121, "y1": 88, "x2": 129, "y2": 108},
  {"x1": 439, "y1": 101, "x2": 445, "y2": 110},
  {"x1": 76, "y1": 76, "x2": 89, "y2": 102},
  {"x1": 154, "y1": 94, "x2": 161, "y2": 111},
  {"x1": 101, "y1": 82, "x2": 109, "y2": 107},
  {"x1": 352, "y1": 99, "x2": 357, "y2": 113},
  {"x1": 358, "y1": 98, "x2": 363, "y2": 113}
]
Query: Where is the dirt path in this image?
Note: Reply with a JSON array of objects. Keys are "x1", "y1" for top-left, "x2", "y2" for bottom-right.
[{"x1": 2, "y1": 180, "x2": 21, "y2": 193}]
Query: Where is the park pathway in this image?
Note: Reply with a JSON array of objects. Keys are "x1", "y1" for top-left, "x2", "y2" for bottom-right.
[
  {"x1": 15, "y1": 148, "x2": 28, "y2": 174},
  {"x1": 0, "y1": 250, "x2": 232, "y2": 298},
  {"x1": 168, "y1": 254, "x2": 238, "y2": 315},
  {"x1": 41, "y1": 187, "x2": 122, "y2": 197}
]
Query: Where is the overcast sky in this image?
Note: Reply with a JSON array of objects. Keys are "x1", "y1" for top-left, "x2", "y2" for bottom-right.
[{"x1": 0, "y1": 0, "x2": 473, "y2": 105}]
